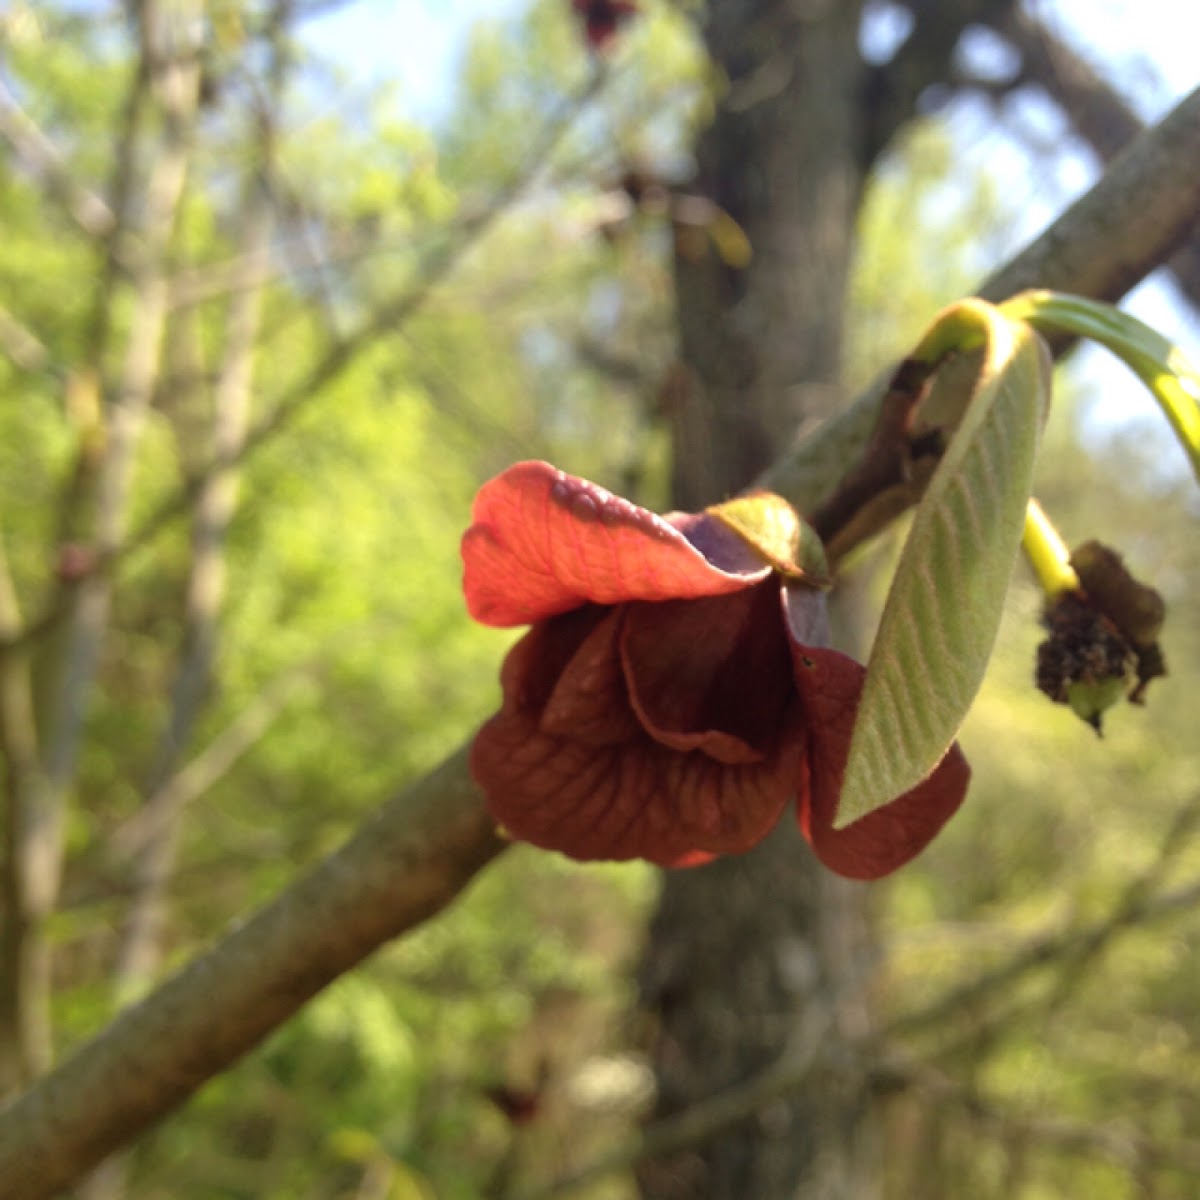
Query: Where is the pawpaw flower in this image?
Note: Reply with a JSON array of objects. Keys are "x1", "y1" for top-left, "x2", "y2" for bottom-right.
[
  {"x1": 462, "y1": 461, "x2": 969, "y2": 880},
  {"x1": 572, "y1": 0, "x2": 638, "y2": 50}
]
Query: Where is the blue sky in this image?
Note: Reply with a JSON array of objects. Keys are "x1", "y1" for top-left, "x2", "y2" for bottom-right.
[
  {"x1": 303, "y1": 0, "x2": 526, "y2": 120},
  {"x1": 308, "y1": 0, "x2": 1200, "y2": 123}
]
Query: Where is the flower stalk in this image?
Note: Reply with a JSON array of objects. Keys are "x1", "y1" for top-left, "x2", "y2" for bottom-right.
[{"x1": 1022, "y1": 498, "x2": 1080, "y2": 599}]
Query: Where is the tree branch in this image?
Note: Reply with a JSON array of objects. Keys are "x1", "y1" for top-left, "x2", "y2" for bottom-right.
[
  {"x1": 0, "y1": 746, "x2": 504, "y2": 1200},
  {"x1": 1, "y1": 77, "x2": 1200, "y2": 1200},
  {"x1": 0, "y1": 80, "x2": 115, "y2": 239},
  {"x1": 0, "y1": 0, "x2": 205, "y2": 1088},
  {"x1": 762, "y1": 82, "x2": 1200, "y2": 510},
  {"x1": 980, "y1": 7, "x2": 1200, "y2": 313}
]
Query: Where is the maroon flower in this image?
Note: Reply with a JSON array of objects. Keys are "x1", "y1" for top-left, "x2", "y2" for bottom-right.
[
  {"x1": 462, "y1": 461, "x2": 969, "y2": 880},
  {"x1": 572, "y1": 0, "x2": 638, "y2": 51}
]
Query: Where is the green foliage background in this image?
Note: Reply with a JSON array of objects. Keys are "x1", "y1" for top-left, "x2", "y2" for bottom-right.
[{"x1": 1, "y1": 1, "x2": 1197, "y2": 1197}]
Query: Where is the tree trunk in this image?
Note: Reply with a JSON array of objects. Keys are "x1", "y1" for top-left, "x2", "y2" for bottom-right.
[{"x1": 638, "y1": 2, "x2": 880, "y2": 1197}]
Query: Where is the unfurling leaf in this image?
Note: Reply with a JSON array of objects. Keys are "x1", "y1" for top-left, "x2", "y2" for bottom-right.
[
  {"x1": 1000, "y1": 289, "x2": 1200, "y2": 483},
  {"x1": 837, "y1": 302, "x2": 1051, "y2": 828}
]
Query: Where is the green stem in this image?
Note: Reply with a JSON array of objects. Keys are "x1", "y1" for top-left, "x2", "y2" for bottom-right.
[
  {"x1": 1022, "y1": 498, "x2": 1080, "y2": 598},
  {"x1": 909, "y1": 297, "x2": 996, "y2": 365},
  {"x1": 999, "y1": 290, "x2": 1200, "y2": 484}
]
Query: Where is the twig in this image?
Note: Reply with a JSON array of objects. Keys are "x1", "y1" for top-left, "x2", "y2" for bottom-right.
[
  {"x1": 0, "y1": 306, "x2": 58, "y2": 380},
  {"x1": 885, "y1": 872, "x2": 1200, "y2": 1044},
  {"x1": 0, "y1": 80, "x2": 115, "y2": 239}
]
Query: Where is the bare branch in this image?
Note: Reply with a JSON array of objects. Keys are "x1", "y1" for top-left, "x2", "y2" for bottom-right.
[
  {"x1": 0, "y1": 307, "x2": 58, "y2": 380},
  {"x1": 101, "y1": 0, "x2": 290, "y2": 1015},
  {"x1": 0, "y1": 80, "x2": 115, "y2": 239},
  {"x1": 2, "y1": 65, "x2": 607, "y2": 657},
  {"x1": 886, "y1": 873, "x2": 1200, "y2": 1045},
  {"x1": 988, "y1": 7, "x2": 1200, "y2": 312},
  {"x1": 110, "y1": 669, "x2": 305, "y2": 865}
]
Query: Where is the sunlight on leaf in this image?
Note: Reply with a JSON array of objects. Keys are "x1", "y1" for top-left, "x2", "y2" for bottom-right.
[{"x1": 837, "y1": 303, "x2": 1051, "y2": 828}]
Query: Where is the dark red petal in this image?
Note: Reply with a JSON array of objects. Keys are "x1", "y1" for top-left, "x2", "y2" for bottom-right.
[
  {"x1": 471, "y1": 704, "x2": 797, "y2": 863},
  {"x1": 462, "y1": 462, "x2": 769, "y2": 627},
  {"x1": 540, "y1": 608, "x2": 642, "y2": 747},
  {"x1": 791, "y1": 646, "x2": 970, "y2": 880},
  {"x1": 620, "y1": 583, "x2": 795, "y2": 765}
]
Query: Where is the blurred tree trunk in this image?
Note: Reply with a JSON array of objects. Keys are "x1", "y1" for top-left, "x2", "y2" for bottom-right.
[{"x1": 637, "y1": 2, "x2": 880, "y2": 1197}]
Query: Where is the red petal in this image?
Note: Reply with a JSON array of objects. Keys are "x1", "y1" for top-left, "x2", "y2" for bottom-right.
[
  {"x1": 472, "y1": 709, "x2": 796, "y2": 862},
  {"x1": 470, "y1": 614, "x2": 798, "y2": 863},
  {"x1": 620, "y1": 583, "x2": 794, "y2": 764},
  {"x1": 791, "y1": 647, "x2": 970, "y2": 880},
  {"x1": 462, "y1": 462, "x2": 769, "y2": 627},
  {"x1": 541, "y1": 608, "x2": 642, "y2": 746}
]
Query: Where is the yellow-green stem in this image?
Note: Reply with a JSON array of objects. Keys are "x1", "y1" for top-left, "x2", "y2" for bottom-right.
[
  {"x1": 1022, "y1": 498, "x2": 1079, "y2": 598},
  {"x1": 1000, "y1": 289, "x2": 1200, "y2": 485}
]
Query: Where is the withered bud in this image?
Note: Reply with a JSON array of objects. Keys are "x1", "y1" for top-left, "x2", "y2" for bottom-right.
[{"x1": 1035, "y1": 541, "x2": 1168, "y2": 733}]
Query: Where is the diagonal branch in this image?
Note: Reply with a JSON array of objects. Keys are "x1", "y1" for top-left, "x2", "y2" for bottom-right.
[
  {"x1": 986, "y1": 6, "x2": 1200, "y2": 313},
  {"x1": 0, "y1": 744, "x2": 503, "y2": 1200},
  {"x1": 0, "y1": 80, "x2": 115, "y2": 239},
  {"x1": 1, "y1": 77, "x2": 1199, "y2": 1200}
]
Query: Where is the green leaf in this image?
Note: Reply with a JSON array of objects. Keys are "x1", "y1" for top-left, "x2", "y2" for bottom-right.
[
  {"x1": 999, "y1": 290, "x2": 1200, "y2": 483},
  {"x1": 836, "y1": 303, "x2": 1051, "y2": 828}
]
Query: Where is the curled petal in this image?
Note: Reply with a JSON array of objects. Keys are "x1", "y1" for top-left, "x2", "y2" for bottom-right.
[
  {"x1": 471, "y1": 615, "x2": 800, "y2": 863},
  {"x1": 540, "y1": 608, "x2": 641, "y2": 747},
  {"x1": 791, "y1": 646, "x2": 970, "y2": 880},
  {"x1": 463, "y1": 462, "x2": 769, "y2": 627},
  {"x1": 621, "y1": 583, "x2": 794, "y2": 764},
  {"x1": 471, "y1": 707, "x2": 797, "y2": 863}
]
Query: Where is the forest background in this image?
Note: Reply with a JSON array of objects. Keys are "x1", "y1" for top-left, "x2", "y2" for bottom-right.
[{"x1": 1, "y1": 0, "x2": 1199, "y2": 1197}]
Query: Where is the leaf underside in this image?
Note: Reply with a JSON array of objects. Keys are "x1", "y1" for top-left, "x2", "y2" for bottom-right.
[{"x1": 837, "y1": 306, "x2": 1051, "y2": 828}]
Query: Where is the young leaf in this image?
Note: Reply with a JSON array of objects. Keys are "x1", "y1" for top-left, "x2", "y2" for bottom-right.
[
  {"x1": 836, "y1": 304, "x2": 1051, "y2": 828},
  {"x1": 1000, "y1": 289, "x2": 1200, "y2": 482}
]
